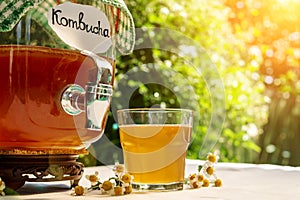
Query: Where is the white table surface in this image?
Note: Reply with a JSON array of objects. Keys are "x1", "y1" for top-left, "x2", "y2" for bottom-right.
[{"x1": 3, "y1": 159, "x2": 300, "y2": 200}]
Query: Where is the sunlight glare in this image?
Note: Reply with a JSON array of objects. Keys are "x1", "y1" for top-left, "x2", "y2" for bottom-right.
[{"x1": 277, "y1": 0, "x2": 300, "y2": 5}]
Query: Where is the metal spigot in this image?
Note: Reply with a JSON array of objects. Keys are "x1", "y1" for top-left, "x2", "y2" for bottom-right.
[{"x1": 60, "y1": 51, "x2": 113, "y2": 131}]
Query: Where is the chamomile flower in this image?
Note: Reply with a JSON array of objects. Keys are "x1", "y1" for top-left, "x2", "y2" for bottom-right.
[
  {"x1": 122, "y1": 173, "x2": 133, "y2": 184},
  {"x1": 113, "y1": 186, "x2": 124, "y2": 195},
  {"x1": 124, "y1": 185, "x2": 133, "y2": 194},
  {"x1": 200, "y1": 160, "x2": 219, "y2": 182},
  {"x1": 101, "y1": 180, "x2": 113, "y2": 191},
  {"x1": 206, "y1": 166, "x2": 214, "y2": 175},
  {"x1": 86, "y1": 171, "x2": 100, "y2": 186},
  {"x1": 207, "y1": 152, "x2": 219, "y2": 163},
  {"x1": 197, "y1": 174, "x2": 204, "y2": 182},
  {"x1": 113, "y1": 163, "x2": 125, "y2": 176},
  {"x1": 214, "y1": 178, "x2": 223, "y2": 187},
  {"x1": 202, "y1": 179, "x2": 210, "y2": 187},
  {"x1": 71, "y1": 185, "x2": 88, "y2": 196},
  {"x1": 0, "y1": 178, "x2": 6, "y2": 196}
]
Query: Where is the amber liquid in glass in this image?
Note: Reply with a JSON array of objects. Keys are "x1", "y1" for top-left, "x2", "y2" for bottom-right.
[
  {"x1": 119, "y1": 124, "x2": 192, "y2": 185},
  {"x1": 0, "y1": 45, "x2": 112, "y2": 151}
]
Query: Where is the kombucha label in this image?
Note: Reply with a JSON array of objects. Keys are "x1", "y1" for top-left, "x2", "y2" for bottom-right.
[{"x1": 48, "y1": 2, "x2": 112, "y2": 53}]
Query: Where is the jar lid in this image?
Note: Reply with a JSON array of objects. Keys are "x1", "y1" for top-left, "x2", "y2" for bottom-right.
[{"x1": 0, "y1": 0, "x2": 135, "y2": 55}]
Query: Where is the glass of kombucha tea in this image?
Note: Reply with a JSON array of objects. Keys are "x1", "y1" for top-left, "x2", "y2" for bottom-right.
[{"x1": 117, "y1": 108, "x2": 193, "y2": 191}]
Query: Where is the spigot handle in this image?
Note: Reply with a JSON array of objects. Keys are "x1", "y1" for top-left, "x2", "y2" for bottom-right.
[
  {"x1": 61, "y1": 84, "x2": 85, "y2": 115},
  {"x1": 60, "y1": 51, "x2": 114, "y2": 131},
  {"x1": 61, "y1": 83, "x2": 113, "y2": 115}
]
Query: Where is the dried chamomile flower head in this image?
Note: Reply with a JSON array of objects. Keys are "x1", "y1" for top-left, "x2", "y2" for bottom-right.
[
  {"x1": 86, "y1": 171, "x2": 100, "y2": 184},
  {"x1": 189, "y1": 173, "x2": 197, "y2": 181},
  {"x1": 124, "y1": 185, "x2": 133, "y2": 194},
  {"x1": 74, "y1": 185, "x2": 85, "y2": 196},
  {"x1": 114, "y1": 186, "x2": 124, "y2": 196},
  {"x1": 0, "y1": 178, "x2": 6, "y2": 196},
  {"x1": 102, "y1": 180, "x2": 113, "y2": 191},
  {"x1": 201, "y1": 163, "x2": 214, "y2": 178},
  {"x1": 202, "y1": 179, "x2": 210, "y2": 187},
  {"x1": 122, "y1": 173, "x2": 133, "y2": 183},
  {"x1": 206, "y1": 166, "x2": 214, "y2": 175},
  {"x1": 71, "y1": 185, "x2": 88, "y2": 196},
  {"x1": 207, "y1": 153, "x2": 218, "y2": 163},
  {"x1": 113, "y1": 163, "x2": 125, "y2": 175},
  {"x1": 0, "y1": 178, "x2": 5, "y2": 188},
  {"x1": 191, "y1": 181, "x2": 201, "y2": 189},
  {"x1": 215, "y1": 179, "x2": 223, "y2": 187},
  {"x1": 197, "y1": 174, "x2": 204, "y2": 182}
]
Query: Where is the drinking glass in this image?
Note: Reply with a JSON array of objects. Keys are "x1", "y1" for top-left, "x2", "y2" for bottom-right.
[{"x1": 117, "y1": 108, "x2": 193, "y2": 191}]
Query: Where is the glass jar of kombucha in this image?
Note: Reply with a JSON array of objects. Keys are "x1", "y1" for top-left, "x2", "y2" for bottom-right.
[{"x1": 0, "y1": 0, "x2": 135, "y2": 155}]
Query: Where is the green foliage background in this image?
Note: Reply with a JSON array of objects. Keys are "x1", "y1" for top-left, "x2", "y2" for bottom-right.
[
  {"x1": 83, "y1": 0, "x2": 269, "y2": 166},
  {"x1": 80, "y1": 0, "x2": 300, "y2": 166}
]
